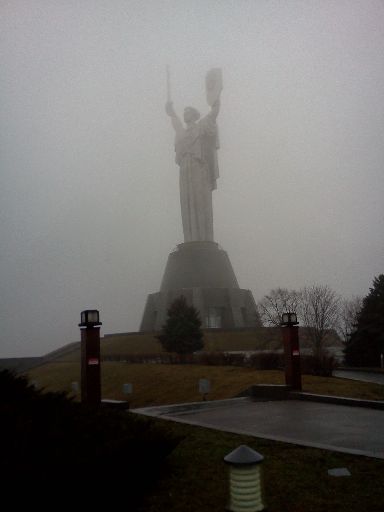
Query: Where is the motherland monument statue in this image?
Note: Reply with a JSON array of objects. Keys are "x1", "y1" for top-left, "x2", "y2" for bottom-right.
[
  {"x1": 140, "y1": 68, "x2": 260, "y2": 331},
  {"x1": 165, "y1": 67, "x2": 222, "y2": 243}
]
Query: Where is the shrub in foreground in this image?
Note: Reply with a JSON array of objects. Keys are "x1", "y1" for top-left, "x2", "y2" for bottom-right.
[{"x1": 0, "y1": 370, "x2": 179, "y2": 504}]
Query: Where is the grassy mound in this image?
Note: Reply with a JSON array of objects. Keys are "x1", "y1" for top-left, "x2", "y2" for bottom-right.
[{"x1": 47, "y1": 328, "x2": 342, "y2": 363}]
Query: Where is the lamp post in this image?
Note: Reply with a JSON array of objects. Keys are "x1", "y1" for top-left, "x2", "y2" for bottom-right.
[
  {"x1": 224, "y1": 445, "x2": 265, "y2": 512},
  {"x1": 79, "y1": 309, "x2": 102, "y2": 405},
  {"x1": 281, "y1": 312, "x2": 301, "y2": 391}
]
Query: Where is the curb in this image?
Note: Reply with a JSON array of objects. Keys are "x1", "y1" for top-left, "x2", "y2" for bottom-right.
[
  {"x1": 290, "y1": 392, "x2": 384, "y2": 410},
  {"x1": 132, "y1": 397, "x2": 249, "y2": 417},
  {"x1": 335, "y1": 367, "x2": 384, "y2": 375},
  {"x1": 133, "y1": 390, "x2": 384, "y2": 417}
]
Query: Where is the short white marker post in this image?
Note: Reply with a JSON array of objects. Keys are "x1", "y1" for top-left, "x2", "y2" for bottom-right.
[
  {"x1": 198, "y1": 378, "x2": 211, "y2": 401},
  {"x1": 123, "y1": 383, "x2": 133, "y2": 395},
  {"x1": 224, "y1": 445, "x2": 265, "y2": 512}
]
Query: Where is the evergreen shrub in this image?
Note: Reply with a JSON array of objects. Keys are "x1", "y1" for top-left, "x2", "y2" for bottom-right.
[{"x1": 0, "y1": 370, "x2": 179, "y2": 505}]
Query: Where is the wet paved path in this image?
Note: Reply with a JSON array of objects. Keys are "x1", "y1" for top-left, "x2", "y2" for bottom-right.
[
  {"x1": 333, "y1": 370, "x2": 384, "y2": 385},
  {"x1": 135, "y1": 399, "x2": 384, "y2": 459}
]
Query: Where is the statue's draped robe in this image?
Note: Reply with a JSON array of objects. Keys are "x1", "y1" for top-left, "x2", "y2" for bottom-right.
[{"x1": 174, "y1": 112, "x2": 219, "y2": 242}]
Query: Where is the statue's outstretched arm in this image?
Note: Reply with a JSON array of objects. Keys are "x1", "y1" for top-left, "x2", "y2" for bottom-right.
[{"x1": 165, "y1": 101, "x2": 183, "y2": 133}]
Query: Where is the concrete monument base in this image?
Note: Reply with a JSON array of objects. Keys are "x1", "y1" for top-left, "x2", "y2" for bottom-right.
[{"x1": 140, "y1": 242, "x2": 261, "y2": 331}]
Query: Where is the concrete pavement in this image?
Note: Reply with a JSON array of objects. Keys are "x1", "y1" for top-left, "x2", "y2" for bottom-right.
[
  {"x1": 134, "y1": 397, "x2": 384, "y2": 459},
  {"x1": 333, "y1": 370, "x2": 384, "y2": 385}
]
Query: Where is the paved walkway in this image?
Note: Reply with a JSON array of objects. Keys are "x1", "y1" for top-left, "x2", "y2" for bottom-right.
[
  {"x1": 333, "y1": 370, "x2": 384, "y2": 385},
  {"x1": 134, "y1": 398, "x2": 384, "y2": 459}
]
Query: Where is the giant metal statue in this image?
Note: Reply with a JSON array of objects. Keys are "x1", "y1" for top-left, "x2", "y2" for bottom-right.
[
  {"x1": 139, "y1": 68, "x2": 261, "y2": 331},
  {"x1": 165, "y1": 68, "x2": 223, "y2": 242}
]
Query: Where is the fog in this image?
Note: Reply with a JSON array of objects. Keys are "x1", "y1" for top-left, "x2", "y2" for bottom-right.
[{"x1": 1, "y1": 1, "x2": 383, "y2": 357}]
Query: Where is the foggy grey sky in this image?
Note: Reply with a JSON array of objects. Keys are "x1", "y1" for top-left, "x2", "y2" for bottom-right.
[{"x1": 1, "y1": 1, "x2": 383, "y2": 357}]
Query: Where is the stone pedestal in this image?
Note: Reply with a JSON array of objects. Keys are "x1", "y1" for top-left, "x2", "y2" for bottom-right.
[{"x1": 140, "y1": 242, "x2": 260, "y2": 331}]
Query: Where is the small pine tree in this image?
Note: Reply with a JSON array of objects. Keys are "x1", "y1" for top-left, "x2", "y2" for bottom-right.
[
  {"x1": 344, "y1": 274, "x2": 384, "y2": 366},
  {"x1": 157, "y1": 296, "x2": 204, "y2": 356}
]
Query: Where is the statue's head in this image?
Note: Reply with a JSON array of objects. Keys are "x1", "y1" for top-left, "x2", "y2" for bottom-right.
[{"x1": 184, "y1": 106, "x2": 200, "y2": 123}]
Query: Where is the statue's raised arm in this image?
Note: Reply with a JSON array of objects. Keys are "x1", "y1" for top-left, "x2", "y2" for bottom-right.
[
  {"x1": 165, "y1": 101, "x2": 183, "y2": 133},
  {"x1": 206, "y1": 68, "x2": 223, "y2": 121}
]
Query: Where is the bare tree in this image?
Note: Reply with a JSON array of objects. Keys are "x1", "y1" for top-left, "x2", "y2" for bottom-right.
[
  {"x1": 299, "y1": 284, "x2": 341, "y2": 358},
  {"x1": 258, "y1": 288, "x2": 301, "y2": 326},
  {"x1": 338, "y1": 296, "x2": 363, "y2": 343}
]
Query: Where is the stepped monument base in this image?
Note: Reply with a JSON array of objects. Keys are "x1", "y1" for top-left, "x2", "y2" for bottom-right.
[{"x1": 140, "y1": 242, "x2": 261, "y2": 331}]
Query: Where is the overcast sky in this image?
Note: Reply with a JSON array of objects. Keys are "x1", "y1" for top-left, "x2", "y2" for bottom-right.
[{"x1": 1, "y1": 0, "x2": 383, "y2": 357}]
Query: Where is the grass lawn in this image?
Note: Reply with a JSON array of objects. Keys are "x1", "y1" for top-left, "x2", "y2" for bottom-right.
[
  {"x1": 28, "y1": 362, "x2": 384, "y2": 406},
  {"x1": 137, "y1": 418, "x2": 384, "y2": 512}
]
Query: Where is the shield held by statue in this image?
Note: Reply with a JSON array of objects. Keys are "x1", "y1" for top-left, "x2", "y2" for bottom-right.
[{"x1": 206, "y1": 68, "x2": 223, "y2": 106}]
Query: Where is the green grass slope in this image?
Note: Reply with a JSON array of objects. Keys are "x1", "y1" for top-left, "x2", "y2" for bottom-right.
[{"x1": 27, "y1": 362, "x2": 384, "y2": 408}]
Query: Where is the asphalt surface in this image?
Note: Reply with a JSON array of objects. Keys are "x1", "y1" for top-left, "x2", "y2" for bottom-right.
[{"x1": 134, "y1": 398, "x2": 384, "y2": 459}]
